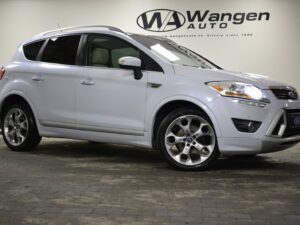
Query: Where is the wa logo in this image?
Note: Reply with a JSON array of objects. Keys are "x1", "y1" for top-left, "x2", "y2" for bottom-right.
[{"x1": 137, "y1": 9, "x2": 186, "y2": 32}]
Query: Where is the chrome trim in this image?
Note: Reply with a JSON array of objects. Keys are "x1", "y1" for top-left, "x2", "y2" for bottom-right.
[
  {"x1": 269, "y1": 86, "x2": 298, "y2": 100},
  {"x1": 37, "y1": 25, "x2": 125, "y2": 37},
  {"x1": 40, "y1": 120, "x2": 144, "y2": 136},
  {"x1": 266, "y1": 109, "x2": 287, "y2": 137}
]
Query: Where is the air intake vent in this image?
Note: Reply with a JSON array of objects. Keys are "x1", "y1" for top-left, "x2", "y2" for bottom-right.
[
  {"x1": 283, "y1": 109, "x2": 300, "y2": 137},
  {"x1": 270, "y1": 86, "x2": 298, "y2": 100}
]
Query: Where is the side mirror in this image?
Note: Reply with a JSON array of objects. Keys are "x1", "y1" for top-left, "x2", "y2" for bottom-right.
[{"x1": 118, "y1": 56, "x2": 143, "y2": 80}]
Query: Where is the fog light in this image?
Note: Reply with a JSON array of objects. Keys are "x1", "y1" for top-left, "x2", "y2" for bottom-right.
[{"x1": 232, "y1": 118, "x2": 262, "y2": 133}]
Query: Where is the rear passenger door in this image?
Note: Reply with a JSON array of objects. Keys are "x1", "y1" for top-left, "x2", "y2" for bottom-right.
[{"x1": 28, "y1": 35, "x2": 81, "y2": 128}]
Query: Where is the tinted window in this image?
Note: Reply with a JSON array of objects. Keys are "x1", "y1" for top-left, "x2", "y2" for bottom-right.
[
  {"x1": 42, "y1": 35, "x2": 80, "y2": 65},
  {"x1": 86, "y1": 35, "x2": 163, "y2": 72},
  {"x1": 23, "y1": 40, "x2": 45, "y2": 61}
]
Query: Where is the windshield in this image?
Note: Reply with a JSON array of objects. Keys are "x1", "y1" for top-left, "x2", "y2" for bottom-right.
[{"x1": 130, "y1": 34, "x2": 221, "y2": 69}]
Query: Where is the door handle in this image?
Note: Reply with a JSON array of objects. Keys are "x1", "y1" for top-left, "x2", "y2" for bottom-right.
[
  {"x1": 32, "y1": 75, "x2": 44, "y2": 82},
  {"x1": 147, "y1": 82, "x2": 162, "y2": 88},
  {"x1": 81, "y1": 79, "x2": 95, "y2": 86}
]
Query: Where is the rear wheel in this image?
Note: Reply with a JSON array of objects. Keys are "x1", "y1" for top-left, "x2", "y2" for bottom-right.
[
  {"x1": 1, "y1": 103, "x2": 41, "y2": 151},
  {"x1": 157, "y1": 108, "x2": 219, "y2": 170}
]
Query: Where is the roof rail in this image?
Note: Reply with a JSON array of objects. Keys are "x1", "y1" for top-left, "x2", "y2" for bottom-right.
[{"x1": 35, "y1": 25, "x2": 126, "y2": 38}]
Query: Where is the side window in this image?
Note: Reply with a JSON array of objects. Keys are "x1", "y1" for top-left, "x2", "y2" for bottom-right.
[
  {"x1": 42, "y1": 35, "x2": 81, "y2": 65},
  {"x1": 86, "y1": 35, "x2": 163, "y2": 72},
  {"x1": 23, "y1": 40, "x2": 45, "y2": 61},
  {"x1": 86, "y1": 36, "x2": 139, "y2": 68}
]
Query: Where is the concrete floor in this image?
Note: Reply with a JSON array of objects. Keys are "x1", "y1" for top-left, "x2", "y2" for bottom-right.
[{"x1": 0, "y1": 137, "x2": 300, "y2": 225}]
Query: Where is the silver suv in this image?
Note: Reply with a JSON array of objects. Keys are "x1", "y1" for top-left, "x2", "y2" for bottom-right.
[{"x1": 0, "y1": 26, "x2": 300, "y2": 170}]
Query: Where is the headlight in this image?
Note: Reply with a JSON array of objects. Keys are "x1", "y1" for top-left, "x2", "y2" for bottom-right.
[{"x1": 207, "y1": 81, "x2": 264, "y2": 101}]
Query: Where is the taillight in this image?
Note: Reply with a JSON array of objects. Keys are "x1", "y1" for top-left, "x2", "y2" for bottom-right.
[{"x1": 0, "y1": 67, "x2": 5, "y2": 80}]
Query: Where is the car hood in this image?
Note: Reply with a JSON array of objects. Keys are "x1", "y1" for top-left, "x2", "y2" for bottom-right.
[{"x1": 173, "y1": 65, "x2": 287, "y2": 89}]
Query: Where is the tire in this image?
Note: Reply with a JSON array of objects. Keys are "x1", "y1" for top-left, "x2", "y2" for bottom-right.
[
  {"x1": 157, "y1": 107, "x2": 219, "y2": 171},
  {"x1": 1, "y1": 102, "x2": 41, "y2": 151}
]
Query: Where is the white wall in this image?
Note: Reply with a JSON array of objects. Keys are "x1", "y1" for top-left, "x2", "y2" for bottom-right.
[{"x1": 0, "y1": 0, "x2": 299, "y2": 89}]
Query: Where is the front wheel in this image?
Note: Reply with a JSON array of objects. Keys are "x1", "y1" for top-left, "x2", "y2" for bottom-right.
[
  {"x1": 157, "y1": 108, "x2": 219, "y2": 171},
  {"x1": 1, "y1": 103, "x2": 41, "y2": 151}
]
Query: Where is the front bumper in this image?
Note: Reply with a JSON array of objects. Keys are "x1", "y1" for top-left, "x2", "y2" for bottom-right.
[
  {"x1": 262, "y1": 135, "x2": 300, "y2": 153},
  {"x1": 207, "y1": 90, "x2": 300, "y2": 155}
]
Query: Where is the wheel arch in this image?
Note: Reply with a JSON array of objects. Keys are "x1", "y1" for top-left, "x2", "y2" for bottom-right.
[
  {"x1": 0, "y1": 93, "x2": 39, "y2": 128},
  {"x1": 150, "y1": 97, "x2": 221, "y2": 150}
]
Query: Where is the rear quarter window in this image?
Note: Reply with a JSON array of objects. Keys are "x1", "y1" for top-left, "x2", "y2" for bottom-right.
[{"x1": 23, "y1": 40, "x2": 45, "y2": 61}]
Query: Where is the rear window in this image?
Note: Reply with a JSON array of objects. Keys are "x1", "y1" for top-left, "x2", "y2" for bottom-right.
[
  {"x1": 23, "y1": 40, "x2": 45, "y2": 61},
  {"x1": 42, "y1": 35, "x2": 81, "y2": 65}
]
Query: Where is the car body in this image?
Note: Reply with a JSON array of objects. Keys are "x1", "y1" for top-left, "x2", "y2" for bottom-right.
[{"x1": 0, "y1": 25, "x2": 300, "y2": 170}]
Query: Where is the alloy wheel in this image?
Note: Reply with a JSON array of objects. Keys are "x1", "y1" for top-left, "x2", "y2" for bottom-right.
[
  {"x1": 164, "y1": 115, "x2": 216, "y2": 166},
  {"x1": 3, "y1": 108, "x2": 29, "y2": 146}
]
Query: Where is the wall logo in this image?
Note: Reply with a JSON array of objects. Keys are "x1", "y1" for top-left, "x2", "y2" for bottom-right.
[
  {"x1": 137, "y1": 9, "x2": 186, "y2": 32},
  {"x1": 137, "y1": 9, "x2": 270, "y2": 32}
]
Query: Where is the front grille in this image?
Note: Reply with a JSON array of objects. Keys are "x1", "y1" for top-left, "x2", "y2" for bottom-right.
[
  {"x1": 270, "y1": 86, "x2": 298, "y2": 100},
  {"x1": 283, "y1": 109, "x2": 300, "y2": 137}
]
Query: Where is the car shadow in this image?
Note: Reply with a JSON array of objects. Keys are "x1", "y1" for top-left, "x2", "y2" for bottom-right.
[
  {"x1": 215, "y1": 155, "x2": 298, "y2": 171},
  {"x1": 30, "y1": 139, "x2": 164, "y2": 164},
  {"x1": 2, "y1": 138, "x2": 300, "y2": 172}
]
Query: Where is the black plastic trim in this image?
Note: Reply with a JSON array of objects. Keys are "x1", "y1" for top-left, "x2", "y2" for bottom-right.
[
  {"x1": 283, "y1": 109, "x2": 300, "y2": 137},
  {"x1": 232, "y1": 118, "x2": 262, "y2": 133}
]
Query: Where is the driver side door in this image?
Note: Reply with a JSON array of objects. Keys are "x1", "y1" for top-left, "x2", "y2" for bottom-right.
[{"x1": 75, "y1": 34, "x2": 148, "y2": 134}]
